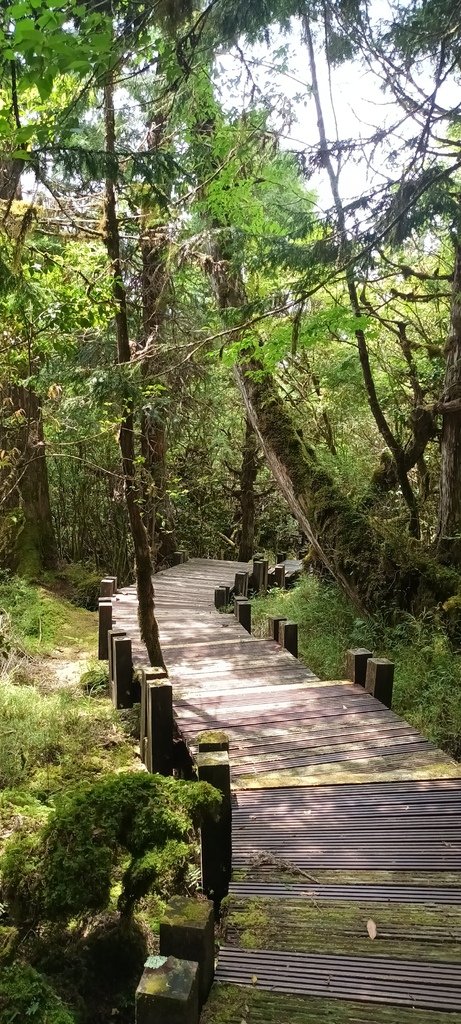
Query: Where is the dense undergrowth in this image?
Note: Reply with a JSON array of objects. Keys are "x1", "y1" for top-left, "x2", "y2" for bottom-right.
[
  {"x1": 252, "y1": 574, "x2": 461, "y2": 760},
  {"x1": 0, "y1": 572, "x2": 218, "y2": 1024}
]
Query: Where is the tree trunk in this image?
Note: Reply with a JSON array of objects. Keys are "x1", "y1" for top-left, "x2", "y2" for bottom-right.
[
  {"x1": 437, "y1": 239, "x2": 461, "y2": 565},
  {"x1": 235, "y1": 357, "x2": 460, "y2": 618},
  {"x1": 103, "y1": 73, "x2": 165, "y2": 669},
  {"x1": 237, "y1": 417, "x2": 259, "y2": 561},
  {"x1": 0, "y1": 385, "x2": 57, "y2": 576},
  {"x1": 140, "y1": 223, "x2": 177, "y2": 567}
]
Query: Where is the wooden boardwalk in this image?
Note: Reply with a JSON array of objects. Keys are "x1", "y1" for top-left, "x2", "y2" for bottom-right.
[{"x1": 112, "y1": 558, "x2": 461, "y2": 1023}]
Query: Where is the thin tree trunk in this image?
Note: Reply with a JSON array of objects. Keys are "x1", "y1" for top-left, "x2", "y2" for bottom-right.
[
  {"x1": 103, "y1": 72, "x2": 165, "y2": 668},
  {"x1": 437, "y1": 239, "x2": 461, "y2": 564},
  {"x1": 238, "y1": 417, "x2": 259, "y2": 561},
  {"x1": 302, "y1": 11, "x2": 420, "y2": 538}
]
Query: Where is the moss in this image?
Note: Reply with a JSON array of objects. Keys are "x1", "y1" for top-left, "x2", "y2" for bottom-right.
[
  {"x1": 57, "y1": 563, "x2": 102, "y2": 611},
  {"x1": 223, "y1": 896, "x2": 461, "y2": 961},
  {"x1": 201, "y1": 985, "x2": 461, "y2": 1024},
  {"x1": 0, "y1": 965, "x2": 76, "y2": 1024},
  {"x1": 1, "y1": 773, "x2": 221, "y2": 923},
  {"x1": 0, "y1": 926, "x2": 18, "y2": 965}
]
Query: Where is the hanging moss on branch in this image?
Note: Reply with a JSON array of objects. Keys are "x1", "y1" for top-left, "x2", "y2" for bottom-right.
[{"x1": 0, "y1": 772, "x2": 221, "y2": 924}]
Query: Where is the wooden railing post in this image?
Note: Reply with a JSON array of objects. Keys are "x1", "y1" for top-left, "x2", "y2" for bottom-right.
[
  {"x1": 140, "y1": 666, "x2": 168, "y2": 765},
  {"x1": 136, "y1": 956, "x2": 198, "y2": 1024},
  {"x1": 159, "y1": 897, "x2": 215, "y2": 1007},
  {"x1": 146, "y1": 677, "x2": 173, "y2": 774},
  {"x1": 274, "y1": 564, "x2": 286, "y2": 589},
  {"x1": 346, "y1": 648, "x2": 373, "y2": 687},
  {"x1": 234, "y1": 571, "x2": 249, "y2": 597},
  {"x1": 268, "y1": 615, "x2": 287, "y2": 643},
  {"x1": 197, "y1": 748, "x2": 232, "y2": 908},
  {"x1": 279, "y1": 620, "x2": 298, "y2": 658},
  {"x1": 108, "y1": 628, "x2": 126, "y2": 684},
  {"x1": 237, "y1": 599, "x2": 251, "y2": 634},
  {"x1": 98, "y1": 598, "x2": 112, "y2": 660},
  {"x1": 112, "y1": 636, "x2": 135, "y2": 709},
  {"x1": 365, "y1": 658, "x2": 395, "y2": 708},
  {"x1": 100, "y1": 577, "x2": 115, "y2": 597}
]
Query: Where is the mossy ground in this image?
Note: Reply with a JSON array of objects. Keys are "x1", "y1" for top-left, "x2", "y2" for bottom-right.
[{"x1": 252, "y1": 574, "x2": 461, "y2": 760}]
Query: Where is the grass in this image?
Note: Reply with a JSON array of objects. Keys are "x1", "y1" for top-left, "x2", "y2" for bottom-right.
[
  {"x1": 0, "y1": 574, "x2": 97, "y2": 656},
  {"x1": 252, "y1": 574, "x2": 461, "y2": 759}
]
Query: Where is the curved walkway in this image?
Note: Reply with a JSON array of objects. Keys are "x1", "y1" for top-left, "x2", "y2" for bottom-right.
[{"x1": 113, "y1": 558, "x2": 461, "y2": 1023}]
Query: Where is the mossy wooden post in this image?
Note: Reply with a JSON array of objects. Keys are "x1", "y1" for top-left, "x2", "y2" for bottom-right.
[
  {"x1": 237, "y1": 599, "x2": 252, "y2": 634},
  {"x1": 268, "y1": 615, "x2": 287, "y2": 643},
  {"x1": 346, "y1": 648, "x2": 373, "y2": 687},
  {"x1": 100, "y1": 577, "x2": 115, "y2": 597},
  {"x1": 159, "y1": 898, "x2": 214, "y2": 1007},
  {"x1": 146, "y1": 678, "x2": 173, "y2": 774},
  {"x1": 197, "y1": 749, "x2": 232, "y2": 908},
  {"x1": 98, "y1": 598, "x2": 112, "y2": 660},
  {"x1": 140, "y1": 666, "x2": 168, "y2": 765},
  {"x1": 108, "y1": 628, "x2": 126, "y2": 683},
  {"x1": 274, "y1": 564, "x2": 286, "y2": 589},
  {"x1": 135, "y1": 955, "x2": 198, "y2": 1024},
  {"x1": 113, "y1": 636, "x2": 135, "y2": 709},
  {"x1": 197, "y1": 730, "x2": 229, "y2": 753},
  {"x1": 279, "y1": 620, "x2": 298, "y2": 658},
  {"x1": 234, "y1": 570, "x2": 249, "y2": 597},
  {"x1": 214, "y1": 586, "x2": 227, "y2": 610},
  {"x1": 365, "y1": 657, "x2": 395, "y2": 708}
]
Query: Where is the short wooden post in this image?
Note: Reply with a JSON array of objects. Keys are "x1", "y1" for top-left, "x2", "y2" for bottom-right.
[
  {"x1": 113, "y1": 636, "x2": 135, "y2": 709},
  {"x1": 234, "y1": 570, "x2": 249, "y2": 597},
  {"x1": 98, "y1": 598, "x2": 112, "y2": 660},
  {"x1": 197, "y1": 730, "x2": 229, "y2": 753},
  {"x1": 135, "y1": 955, "x2": 199, "y2": 1024},
  {"x1": 108, "y1": 628, "x2": 126, "y2": 683},
  {"x1": 146, "y1": 678, "x2": 173, "y2": 774},
  {"x1": 279, "y1": 620, "x2": 298, "y2": 658},
  {"x1": 237, "y1": 599, "x2": 251, "y2": 634},
  {"x1": 274, "y1": 564, "x2": 286, "y2": 589},
  {"x1": 252, "y1": 559, "x2": 266, "y2": 593},
  {"x1": 214, "y1": 586, "x2": 227, "y2": 610},
  {"x1": 276, "y1": 551, "x2": 287, "y2": 564},
  {"x1": 159, "y1": 898, "x2": 215, "y2": 1007},
  {"x1": 107, "y1": 575, "x2": 117, "y2": 592},
  {"x1": 140, "y1": 667, "x2": 168, "y2": 765},
  {"x1": 197, "y1": 749, "x2": 232, "y2": 907},
  {"x1": 346, "y1": 648, "x2": 373, "y2": 687},
  {"x1": 268, "y1": 615, "x2": 287, "y2": 643},
  {"x1": 100, "y1": 577, "x2": 115, "y2": 597},
  {"x1": 365, "y1": 658, "x2": 394, "y2": 708},
  {"x1": 234, "y1": 596, "x2": 247, "y2": 620},
  {"x1": 172, "y1": 551, "x2": 184, "y2": 566}
]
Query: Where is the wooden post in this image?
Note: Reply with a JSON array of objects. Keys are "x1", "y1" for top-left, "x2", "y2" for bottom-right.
[
  {"x1": 108, "y1": 628, "x2": 126, "y2": 683},
  {"x1": 197, "y1": 730, "x2": 229, "y2": 753},
  {"x1": 346, "y1": 648, "x2": 373, "y2": 687},
  {"x1": 214, "y1": 586, "x2": 227, "y2": 610},
  {"x1": 98, "y1": 598, "x2": 112, "y2": 660},
  {"x1": 197, "y1": 750, "x2": 232, "y2": 907},
  {"x1": 279, "y1": 620, "x2": 298, "y2": 658},
  {"x1": 234, "y1": 571, "x2": 249, "y2": 597},
  {"x1": 365, "y1": 658, "x2": 395, "y2": 708},
  {"x1": 276, "y1": 551, "x2": 287, "y2": 563},
  {"x1": 140, "y1": 667, "x2": 168, "y2": 765},
  {"x1": 100, "y1": 577, "x2": 115, "y2": 597},
  {"x1": 268, "y1": 615, "x2": 287, "y2": 643},
  {"x1": 135, "y1": 955, "x2": 199, "y2": 1024},
  {"x1": 237, "y1": 600, "x2": 251, "y2": 634},
  {"x1": 172, "y1": 551, "x2": 184, "y2": 565},
  {"x1": 146, "y1": 678, "x2": 173, "y2": 774},
  {"x1": 252, "y1": 558, "x2": 265, "y2": 593},
  {"x1": 113, "y1": 636, "x2": 135, "y2": 709},
  {"x1": 234, "y1": 596, "x2": 247, "y2": 619},
  {"x1": 159, "y1": 898, "x2": 215, "y2": 1007},
  {"x1": 274, "y1": 564, "x2": 286, "y2": 589}
]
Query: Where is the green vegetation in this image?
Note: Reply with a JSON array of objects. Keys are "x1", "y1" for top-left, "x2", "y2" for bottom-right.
[
  {"x1": 253, "y1": 575, "x2": 461, "y2": 758},
  {"x1": 0, "y1": 965, "x2": 76, "y2": 1024}
]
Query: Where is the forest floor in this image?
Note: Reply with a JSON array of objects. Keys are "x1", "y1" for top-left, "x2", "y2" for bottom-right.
[
  {"x1": 252, "y1": 572, "x2": 461, "y2": 762},
  {"x1": 0, "y1": 575, "x2": 167, "y2": 1024}
]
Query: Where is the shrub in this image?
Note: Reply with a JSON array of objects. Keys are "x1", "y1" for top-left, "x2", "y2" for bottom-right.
[
  {"x1": 0, "y1": 965, "x2": 76, "y2": 1024},
  {"x1": 1, "y1": 772, "x2": 221, "y2": 923}
]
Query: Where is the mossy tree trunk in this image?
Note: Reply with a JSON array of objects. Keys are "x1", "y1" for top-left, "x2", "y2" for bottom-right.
[
  {"x1": 235, "y1": 357, "x2": 460, "y2": 618},
  {"x1": 437, "y1": 238, "x2": 461, "y2": 566},
  {"x1": 0, "y1": 385, "x2": 57, "y2": 576},
  {"x1": 238, "y1": 417, "x2": 259, "y2": 561},
  {"x1": 103, "y1": 72, "x2": 165, "y2": 669}
]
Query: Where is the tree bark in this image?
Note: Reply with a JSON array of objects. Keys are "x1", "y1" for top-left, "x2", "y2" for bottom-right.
[
  {"x1": 103, "y1": 73, "x2": 165, "y2": 668},
  {"x1": 437, "y1": 239, "x2": 461, "y2": 564},
  {"x1": 237, "y1": 417, "x2": 259, "y2": 561},
  {"x1": 0, "y1": 385, "x2": 57, "y2": 575}
]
